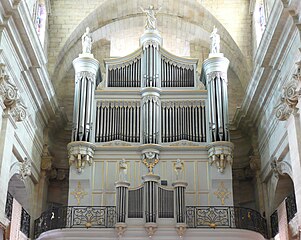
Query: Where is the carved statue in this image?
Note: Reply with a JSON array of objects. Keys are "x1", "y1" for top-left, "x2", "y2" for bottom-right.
[
  {"x1": 210, "y1": 26, "x2": 220, "y2": 54},
  {"x1": 140, "y1": 5, "x2": 161, "y2": 30},
  {"x1": 119, "y1": 159, "x2": 128, "y2": 181},
  {"x1": 175, "y1": 159, "x2": 184, "y2": 180},
  {"x1": 82, "y1": 27, "x2": 93, "y2": 54}
]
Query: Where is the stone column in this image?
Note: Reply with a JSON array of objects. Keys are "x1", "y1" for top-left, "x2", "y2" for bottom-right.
[{"x1": 142, "y1": 173, "x2": 160, "y2": 238}]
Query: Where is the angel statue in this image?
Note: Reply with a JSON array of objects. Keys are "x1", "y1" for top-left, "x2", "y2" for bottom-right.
[
  {"x1": 140, "y1": 5, "x2": 161, "y2": 30},
  {"x1": 210, "y1": 26, "x2": 220, "y2": 54},
  {"x1": 82, "y1": 27, "x2": 93, "y2": 54},
  {"x1": 119, "y1": 159, "x2": 128, "y2": 181}
]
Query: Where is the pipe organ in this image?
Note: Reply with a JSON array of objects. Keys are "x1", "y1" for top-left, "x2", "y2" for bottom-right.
[{"x1": 69, "y1": 24, "x2": 233, "y2": 238}]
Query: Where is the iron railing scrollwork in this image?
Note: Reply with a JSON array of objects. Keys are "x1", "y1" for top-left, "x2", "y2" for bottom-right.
[
  {"x1": 20, "y1": 207, "x2": 31, "y2": 237},
  {"x1": 5, "y1": 192, "x2": 13, "y2": 221},
  {"x1": 234, "y1": 207, "x2": 267, "y2": 238},
  {"x1": 186, "y1": 206, "x2": 268, "y2": 238},
  {"x1": 34, "y1": 206, "x2": 116, "y2": 239},
  {"x1": 270, "y1": 209, "x2": 278, "y2": 238},
  {"x1": 286, "y1": 192, "x2": 297, "y2": 223}
]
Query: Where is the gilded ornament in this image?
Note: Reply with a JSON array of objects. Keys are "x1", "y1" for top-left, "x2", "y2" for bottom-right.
[
  {"x1": 70, "y1": 181, "x2": 87, "y2": 205},
  {"x1": 214, "y1": 182, "x2": 231, "y2": 205}
]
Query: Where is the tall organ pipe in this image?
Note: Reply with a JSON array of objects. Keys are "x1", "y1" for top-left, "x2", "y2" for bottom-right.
[
  {"x1": 203, "y1": 56, "x2": 230, "y2": 142},
  {"x1": 72, "y1": 57, "x2": 99, "y2": 142}
]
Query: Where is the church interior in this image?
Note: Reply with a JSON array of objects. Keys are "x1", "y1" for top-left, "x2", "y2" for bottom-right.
[{"x1": 0, "y1": 0, "x2": 301, "y2": 239}]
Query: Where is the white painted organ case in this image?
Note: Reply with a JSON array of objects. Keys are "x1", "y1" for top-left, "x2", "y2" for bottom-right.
[{"x1": 68, "y1": 29, "x2": 233, "y2": 215}]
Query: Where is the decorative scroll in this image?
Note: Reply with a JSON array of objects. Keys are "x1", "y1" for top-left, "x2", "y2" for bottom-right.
[
  {"x1": 19, "y1": 157, "x2": 31, "y2": 182},
  {"x1": 161, "y1": 55, "x2": 195, "y2": 87},
  {"x1": 0, "y1": 63, "x2": 27, "y2": 121},
  {"x1": 95, "y1": 101, "x2": 141, "y2": 143},
  {"x1": 275, "y1": 61, "x2": 301, "y2": 121},
  {"x1": 107, "y1": 57, "x2": 141, "y2": 87},
  {"x1": 128, "y1": 186, "x2": 144, "y2": 218},
  {"x1": 161, "y1": 100, "x2": 206, "y2": 143},
  {"x1": 158, "y1": 186, "x2": 174, "y2": 218},
  {"x1": 186, "y1": 206, "x2": 268, "y2": 238}
]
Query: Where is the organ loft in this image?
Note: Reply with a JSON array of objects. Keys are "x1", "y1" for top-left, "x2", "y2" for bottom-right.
[{"x1": 67, "y1": 6, "x2": 234, "y2": 236}]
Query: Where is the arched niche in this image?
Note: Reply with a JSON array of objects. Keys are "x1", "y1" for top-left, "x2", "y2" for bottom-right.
[{"x1": 7, "y1": 174, "x2": 29, "y2": 212}]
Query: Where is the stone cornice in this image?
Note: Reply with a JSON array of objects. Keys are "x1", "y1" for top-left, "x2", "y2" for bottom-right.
[
  {"x1": 0, "y1": 0, "x2": 59, "y2": 126},
  {"x1": 231, "y1": 0, "x2": 300, "y2": 130}
]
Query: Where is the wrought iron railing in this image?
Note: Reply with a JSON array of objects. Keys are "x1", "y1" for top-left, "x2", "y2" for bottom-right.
[
  {"x1": 186, "y1": 206, "x2": 268, "y2": 238},
  {"x1": 270, "y1": 209, "x2": 278, "y2": 238},
  {"x1": 286, "y1": 192, "x2": 297, "y2": 223},
  {"x1": 21, "y1": 207, "x2": 30, "y2": 237},
  {"x1": 34, "y1": 206, "x2": 116, "y2": 239},
  {"x1": 5, "y1": 191, "x2": 13, "y2": 221}
]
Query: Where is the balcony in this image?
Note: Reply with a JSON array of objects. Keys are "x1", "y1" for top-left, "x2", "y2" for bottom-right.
[{"x1": 34, "y1": 205, "x2": 267, "y2": 239}]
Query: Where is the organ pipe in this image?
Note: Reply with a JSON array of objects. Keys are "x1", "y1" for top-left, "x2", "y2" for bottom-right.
[
  {"x1": 160, "y1": 101, "x2": 206, "y2": 143},
  {"x1": 95, "y1": 101, "x2": 141, "y2": 143}
]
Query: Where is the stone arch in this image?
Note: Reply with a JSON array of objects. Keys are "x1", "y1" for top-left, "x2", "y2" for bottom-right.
[
  {"x1": 273, "y1": 174, "x2": 294, "y2": 210},
  {"x1": 8, "y1": 158, "x2": 31, "y2": 211},
  {"x1": 52, "y1": 0, "x2": 250, "y2": 92}
]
